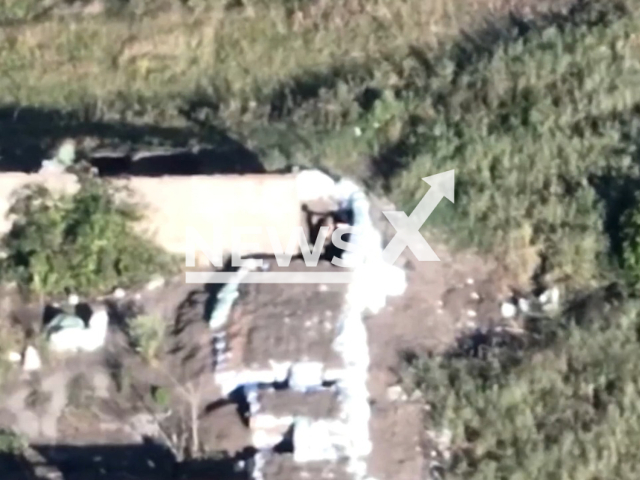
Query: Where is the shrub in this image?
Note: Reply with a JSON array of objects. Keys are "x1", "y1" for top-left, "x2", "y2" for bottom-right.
[
  {"x1": 151, "y1": 385, "x2": 171, "y2": 410},
  {"x1": 408, "y1": 292, "x2": 640, "y2": 480},
  {"x1": 621, "y1": 197, "x2": 640, "y2": 284},
  {"x1": 0, "y1": 173, "x2": 178, "y2": 298},
  {"x1": 0, "y1": 429, "x2": 26, "y2": 454},
  {"x1": 129, "y1": 314, "x2": 166, "y2": 363}
]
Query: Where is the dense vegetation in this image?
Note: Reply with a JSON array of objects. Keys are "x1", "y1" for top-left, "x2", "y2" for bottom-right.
[
  {"x1": 0, "y1": 174, "x2": 177, "y2": 297},
  {"x1": 408, "y1": 285, "x2": 640, "y2": 480},
  {"x1": 3, "y1": 0, "x2": 640, "y2": 288},
  {"x1": 4, "y1": 0, "x2": 640, "y2": 477}
]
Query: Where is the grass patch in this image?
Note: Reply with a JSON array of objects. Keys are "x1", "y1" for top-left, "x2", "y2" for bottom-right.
[
  {"x1": 4, "y1": 0, "x2": 640, "y2": 289},
  {"x1": 383, "y1": 0, "x2": 640, "y2": 286},
  {"x1": 0, "y1": 173, "x2": 178, "y2": 298},
  {"x1": 151, "y1": 385, "x2": 171, "y2": 410},
  {"x1": 407, "y1": 287, "x2": 640, "y2": 479}
]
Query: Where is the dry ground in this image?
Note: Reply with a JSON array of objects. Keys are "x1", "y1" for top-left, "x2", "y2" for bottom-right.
[
  {"x1": 0, "y1": 232, "x2": 511, "y2": 479},
  {"x1": 367, "y1": 238, "x2": 511, "y2": 480}
]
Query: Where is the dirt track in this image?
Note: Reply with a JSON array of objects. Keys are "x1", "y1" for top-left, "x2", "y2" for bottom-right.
[{"x1": 366, "y1": 238, "x2": 508, "y2": 480}]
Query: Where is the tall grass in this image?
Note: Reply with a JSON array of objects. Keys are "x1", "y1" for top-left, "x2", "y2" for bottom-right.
[
  {"x1": 407, "y1": 287, "x2": 640, "y2": 479},
  {"x1": 4, "y1": 0, "x2": 640, "y2": 288}
]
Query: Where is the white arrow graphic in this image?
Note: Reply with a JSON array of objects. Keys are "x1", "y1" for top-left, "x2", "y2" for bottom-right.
[{"x1": 381, "y1": 169, "x2": 455, "y2": 264}]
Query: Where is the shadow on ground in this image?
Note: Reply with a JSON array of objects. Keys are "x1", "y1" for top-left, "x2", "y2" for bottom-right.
[
  {"x1": 0, "y1": 441, "x2": 254, "y2": 480},
  {"x1": 0, "y1": 105, "x2": 264, "y2": 175}
]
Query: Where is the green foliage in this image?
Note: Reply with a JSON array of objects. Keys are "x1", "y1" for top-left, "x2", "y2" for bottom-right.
[
  {"x1": 3, "y1": 0, "x2": 640, "y2": 291},
  {"x1": 0, "y1": 174, "x2": 178, "y2": 297},
  {"x1": 151, "y1": 385, "x2": 171, "y2": 409},
  {"x1": 621, "y1": 196, "x2": 640, "y2": 284},
  {"x1": 234, "y1": 0, "x2": 640, "y2": 287},
  {"x1": 0, "y1": 0, "x2": 47, "y2": 24},
  {"x1": 0, "y1": 429, "x2": 26, "y2": 454},
  {"x1": 382, "y1": 0, "x2": 640, "y2": 286},
  {"x1": 129, "y1": 314, "x2": 166, "y2": 363},
  {"x1": 408, "y1": 294, "x2": 640, "y2": 480},
  {"x1": 5, "y1": 0, "x2": 640, "y2": 289}
]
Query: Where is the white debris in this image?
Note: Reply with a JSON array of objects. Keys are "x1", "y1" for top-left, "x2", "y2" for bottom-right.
[
  {"x1": 55, "y1": 139, "x2": 76, "y2": 166},
  {"x1": 145, "y1": 276, "x2": 165, "y2": 291},
  {"x1": 500, "y1": 301, "x2": 517, "y2": 319},
  {"x1": 470, "y1": 291, "x2": 480, "y2": 300},
  {"x1": 386, "y1": 385, "x2": 407, "y2": 402},
  {"x1": 292, "y1": 418, "x2": 345, "y2": 463},
  {"x1": 216, "y1": 369, "x2": 287, "y2": 397},
  {"x1": 354, "y1": 126, "x2": 362, "y2": 137},
  {"x1": 518, "y1": 297, "x2": 531, "y2": 313},
  {"x1": 47, "y1": 309, "x2": 109, "y2": 353},
  {"x1": 322, "y1": 368, "x2": 345, "y2": 383},
  {"x1": 330, "y1": 179, "x2": 406, "y2": 479},
  {"x1": 428, "y1": 428, "x2": 453, "y2": 462},
  {"x1": 67, "y1": 294, "x2": 79, "y2": 306},
  {"x1": 289, "y1": 362, "x2": 324, "y2": 391},
  {"x1": 112, "y1": 288, "x2": 126, "y2": 299},
  {"x1": 408, "y1": 390, "x2": 423, "y2": 403},
  {"x1": 7, "y1": 351, "x2": 21, "y2": 363},
  {"x1": 251, "y1": 414, "x2": 293, "y2": 449},
  {"x1": 539, "y1": 286, "x2": 560, "y2": 311},
  {"x1": 209, "y1": 259, "x2": 261, "y2": 330},
  {"x1": 466, "y1": 278, "x2": 474, "y2": 285},
  {"x1": 211, "y1": 172, "x2": 409, "y2": 480},
  {"x1": 466, "y1": 309, "x2": 477, "y2": 318},
  {"x1": 295, "y1": 169, "x2": 336, "y2": 204},
  {"x1": 22, "y1": 346, "x2": 42, "y2": 371},
  {"x1": 39, "y1": 159, "x2": 66, "y2": 174},
  {"x1": 334, "y1": 180, "x2": 407, "y2": 315},
  {"x1": 318, "y1": 284, "x2": 328, "y2": 292},
  {"x1": 268, "y1": 360, "x2": 292, "y2": 383}
]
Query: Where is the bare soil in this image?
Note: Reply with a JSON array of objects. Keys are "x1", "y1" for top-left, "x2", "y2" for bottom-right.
[
  {"x1": 0, "y1": 233, "x2": 512, "y2": 480},
  {"x1": 366, "y1": 237, "x2": 512, "y2": 480}
]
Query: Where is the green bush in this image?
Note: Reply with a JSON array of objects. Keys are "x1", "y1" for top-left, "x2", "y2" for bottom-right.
[
  {"x1": 0, "y1": 174, "x2": 178, "y2": 297},
  {"x1": 408, "y1": 291, "x2": 640, "y2": 480},
  {"x1": 0, "y1": 429, "x2": 26, "y2": 454},
  {"x1": 151, "y1": 385, "x2": 171, "y2": 409},
  {"x1": 621, "y1": 198, "x2": 640, "y2": 284},
  {"x1": 129, "y1": 314, "x2": 166, "y2": 363}
]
